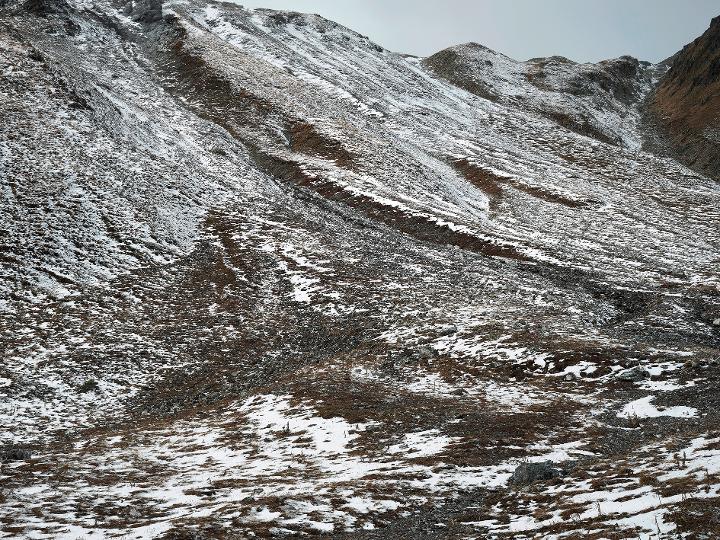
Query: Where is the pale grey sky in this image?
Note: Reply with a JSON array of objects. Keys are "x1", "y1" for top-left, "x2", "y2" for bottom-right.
[{"x1": 240, "y1": 0, "x2": 718, "y2": 62}]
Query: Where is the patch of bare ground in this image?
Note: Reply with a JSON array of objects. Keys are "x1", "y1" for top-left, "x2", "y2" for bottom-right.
[
  {"x1": 250, "y1": 149, "x2": 533, "y2": 261},
  {"x1": 451, "y1": 158, "x2": 505, "y2": 201},
  {"x1": 669, "y1": 496, "x2": 720, "y2": 538},
  {"x1": 275, "y1": 368, "x2": 586, "y2": 469},
  {"x1": 453, "y1": 158, "x2": 591, "y2": 208},
  {"x1": 288, "y1": 121, "x2": 357, "y2": 169}
]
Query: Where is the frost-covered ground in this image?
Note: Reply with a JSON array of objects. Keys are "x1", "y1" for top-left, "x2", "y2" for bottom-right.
[
  {"x1": 1, "y1": 0, "x2": 719, "y2": 538},
  {"x1": 423, "y1": 42, "x2": 665, "y2": 149}
]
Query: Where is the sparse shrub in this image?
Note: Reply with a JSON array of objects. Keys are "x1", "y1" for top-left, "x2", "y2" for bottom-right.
[{"x1": 638, "y1": 473, "x2": 659, "y2": 487}]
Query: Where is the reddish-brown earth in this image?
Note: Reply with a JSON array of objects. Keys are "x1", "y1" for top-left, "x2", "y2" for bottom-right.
[{"x1": 651, "y1": 16, "x2": 720, "y2": 179}]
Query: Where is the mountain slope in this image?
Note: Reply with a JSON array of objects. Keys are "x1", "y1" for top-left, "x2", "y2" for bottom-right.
[
  {"x1": 1, "y1": 1, "x2": 719, "y2": 538},
  {"x1": 650, "y1": 15, "x2": 720, "y2": 179},
  {"x1": 423, "y1": 43, "x2": 659, "y2": 148}
]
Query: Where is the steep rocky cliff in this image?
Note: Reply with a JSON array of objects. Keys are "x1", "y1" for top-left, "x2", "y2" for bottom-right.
[{"x1": 650, "y1": 16, "x2": 720, "y2": 179}]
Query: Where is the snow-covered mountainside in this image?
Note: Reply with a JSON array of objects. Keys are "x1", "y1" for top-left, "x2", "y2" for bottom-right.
[
  {"x1": 423, "y1": 43, "x2": 660, "y2": 149},
  {"x1": 1, "y1": 0, "x2": 719, "y2": 537}
]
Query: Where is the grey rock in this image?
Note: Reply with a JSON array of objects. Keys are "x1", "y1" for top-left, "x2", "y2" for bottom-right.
[
  {"x1": 416, "y1": 346, "x2": 436, "y2": 360},
  {"x1": 125, "y1": 0, "x2": 162, "y2": 24},
  {"x1": 509, "y1": 461, "x2": 563, "y2": 487},
  {"x1": 616, "y1": 367, "x2": 650, "y2": 382},
  {"x1": 77, "y1": 379, "x2": 99, "y2": 393},
  {"x1": 2, "y1": 448, "x2": 32, "y2": 462},
  {"x1": 438, "y1": 325, "x2": 457, "y2": 336}
]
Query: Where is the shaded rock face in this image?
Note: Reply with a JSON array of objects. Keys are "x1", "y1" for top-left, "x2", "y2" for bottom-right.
[
  {"x1": 22, "y1": 0, "x2": 69, "y2": 15},
  {"x1": 651, "y1": 16, "x2": 720, "y2": 179},
  {"x1": 123, "y1": 0, "x2": 162, "y2": 24}
]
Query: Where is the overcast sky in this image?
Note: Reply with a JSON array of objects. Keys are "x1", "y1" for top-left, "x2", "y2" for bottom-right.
[{"x1": 240, "y1": 0, "x2": 718, "y2": 62}]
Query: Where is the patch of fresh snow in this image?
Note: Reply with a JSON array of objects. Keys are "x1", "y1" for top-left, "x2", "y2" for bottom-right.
[{"x1": 617, "y1": 396, "x2": 697, "y2": 419}]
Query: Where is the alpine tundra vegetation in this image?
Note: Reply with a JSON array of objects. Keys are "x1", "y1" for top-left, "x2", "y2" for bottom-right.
[{"x1": 1, "y1": 0, "x2": 720, "y2": 538}]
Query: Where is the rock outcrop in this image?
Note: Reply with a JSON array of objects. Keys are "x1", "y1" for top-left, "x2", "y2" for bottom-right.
[{"x1": 650, "y1": 16, "x2": 720, "y2": 179}]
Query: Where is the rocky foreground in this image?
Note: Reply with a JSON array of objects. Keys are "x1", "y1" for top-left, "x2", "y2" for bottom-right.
[{"x1": 1, "y1": 0, "x2": 719, "y2": 538}]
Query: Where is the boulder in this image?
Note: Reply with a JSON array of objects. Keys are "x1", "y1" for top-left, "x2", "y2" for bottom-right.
[
  {"x1": 416, "y1": 346, "x2": 437, "y2": 361},
  {"x1": 2, "y1": 448, "x2": 32, "y2": 462},
  {"x1": 509, "y1": 460, "x2": 563, "y2": 487},
  {"x1": 616, "y1": 366, "x2": 650, "y2": 382},
  {"x1": 438, "y1": 325, "x2": 457, "y2": 336},
  {"x1": 125, "y1": 0, "x2": 162, "y2": 24}
]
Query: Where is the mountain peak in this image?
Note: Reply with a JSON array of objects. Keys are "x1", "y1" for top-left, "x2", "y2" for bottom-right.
[{"x1": 423, "y1": 41, "x2": 651, "y2": 146}]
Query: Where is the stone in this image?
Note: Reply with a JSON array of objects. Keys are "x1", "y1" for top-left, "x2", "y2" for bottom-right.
[
  {"x1": 2, "y1": 448, "x2": 32, "y2": 462},
  {"x1": 616, "y1": 367, "x2": 650, "y2": 382},
  {"x1": 416, "y1": 346, "x2": 437, "y2": 360},
  {"x1": 509, "y1": 461, "x2": 563, "y2": 487},
  {"x1": 126, "y1": 0, "x2": 163, "y2": 24},
  {"x1": 438, "y1": 325, "x2": 457, "y2": 336}
]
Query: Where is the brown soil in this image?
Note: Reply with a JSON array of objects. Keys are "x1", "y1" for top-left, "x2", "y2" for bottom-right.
[{"x1": 453, "y1": 158, "x2": 590, "y2": 208}]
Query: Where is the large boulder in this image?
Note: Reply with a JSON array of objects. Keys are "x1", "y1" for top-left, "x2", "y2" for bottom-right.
[
  {"x1": 124, "y1": 0, "x2": 162, "y2": 24},
  {"x1": 1, "y1": 448, "x2": 32, "y2": 462},
  {"x1": 509, "y1": 461, "x2": 563, "y2": 487}
]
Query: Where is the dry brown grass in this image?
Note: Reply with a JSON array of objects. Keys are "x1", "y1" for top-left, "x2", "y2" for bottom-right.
[
  {"x1": 668, "y1": 496, "x2": 720, "y2": 538},
  {"x1": 453, "y1": 158, "x2": 590, "y2": 208}
]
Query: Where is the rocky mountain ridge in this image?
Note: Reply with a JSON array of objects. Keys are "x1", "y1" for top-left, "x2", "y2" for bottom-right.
[
  {"x1": 423, "y1": 43, "x2": 658, "y2": 148},
  {"x1": 425, "y1": 19, "x2": 720, "y2": 182}
]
